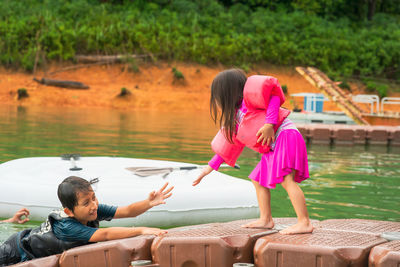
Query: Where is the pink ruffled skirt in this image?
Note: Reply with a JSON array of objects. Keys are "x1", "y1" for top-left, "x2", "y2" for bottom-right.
[{"x1": 249, "y1": 129, "x2": 309, "y2": 188}]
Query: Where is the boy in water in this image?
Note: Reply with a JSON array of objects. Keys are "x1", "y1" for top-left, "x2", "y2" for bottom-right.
[{"x1": 0, "y1": 176, "x2": 173, "y2": 266}]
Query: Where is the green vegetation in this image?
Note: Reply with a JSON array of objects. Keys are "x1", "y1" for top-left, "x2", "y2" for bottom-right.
[
  {"x1": 122, "y1": 57, "x2": 140, "y2": 73},
  {"x1": 281, "y1": 84, "x2": 288, "y2": 94},
  {"x1": 172, "y1": 67, "x2": 184, "y2": 80},
  {"x1": 365, "y1": 80, "x2": 389, "y2": 98},
  {"x1": 338, "y1": 80, "x2": 351, "y2": 91},
  {"x1": 1, "y1": 0, "x2": 399, "y2": 82},
  {"x1": 118, "y1": 87, "x2": 131, "y2": 97},
  {"x1": 17, "y1": 88, "x2": 28, "y2": 99}
]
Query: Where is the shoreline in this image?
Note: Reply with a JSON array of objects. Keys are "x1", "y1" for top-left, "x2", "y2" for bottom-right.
[
  {"x1": 0, "y1": 62, "x2": 342, "y2": 112},
  {"x1": 1, "y1": 61, "x2": 399, "y2": 114}
]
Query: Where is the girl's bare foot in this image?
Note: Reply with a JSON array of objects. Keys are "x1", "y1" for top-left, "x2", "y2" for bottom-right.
[
  {"x1": 241, "y1": 219, "x2": 274, "y2": 229},
  {"x1": 279, "y1": 221, "x2": 314, "y2": 235}
]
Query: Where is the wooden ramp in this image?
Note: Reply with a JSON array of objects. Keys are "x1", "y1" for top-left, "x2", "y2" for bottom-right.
[{"x1": 296, "y1": 66, "x2": 370, "y2": 125}]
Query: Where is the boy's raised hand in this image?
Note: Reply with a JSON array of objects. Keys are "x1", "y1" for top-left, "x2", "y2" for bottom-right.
[{"x1": 148, "y1": 182, "x2": 174, "y2": 207}]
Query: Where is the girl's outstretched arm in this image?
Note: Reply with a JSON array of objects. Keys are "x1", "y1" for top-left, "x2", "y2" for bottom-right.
[
  {"x1": 208, "y1": 154, "x2": 224, "y2": 170},
  {"x1": 192, "y1": 165, "x2": 213, "y2": 186}
]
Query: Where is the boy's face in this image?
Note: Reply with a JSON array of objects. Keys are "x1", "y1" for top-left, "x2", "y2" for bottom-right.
[{"x1": 66, "y1": 189, "x2": 99, "y2": 225}]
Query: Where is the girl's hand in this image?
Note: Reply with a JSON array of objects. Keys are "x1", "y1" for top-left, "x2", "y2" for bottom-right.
[
  {"x1": 140, "y1": 227, "x2": 168, "y2": 236},
  {"x1": 148, "y1": 182, "x2": 174, "y2": 207},
  {"x1": 192, "y1": 165, "x2": 213, "y2": 186},
  {"x1": 256, "y1": 123, "x2": 275, "y2": 146}
]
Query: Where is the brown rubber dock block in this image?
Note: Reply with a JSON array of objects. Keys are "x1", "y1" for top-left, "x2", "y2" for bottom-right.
[
  {"x1": 353, "y1": 126, "x2": 367, "y2": 145},
  {"x1": 369, "y1": 240, "x2": 400, "y2": 267},
  {"x1": 170, "y1": 217, "x2": 319, "y2": 232},
  {"x1": 330, "y1": 125, "x2": 355, "y2": 145},
  {"x1": 318, "y1": 219, "x2": 400, "y2": 235},
  {"x1": 10, "y1": 254, "x2": 60, "y2": 267},
  {"x1": 308, "y1": 125, "x2": 332, "y2": 145},
  {"x1": 367, "y1": 126, "x2": 389, "y2": 145},
  {"x1": 388, "y1": 127, "x2": 400, "y2": 146},
  {"x1": 58, "y1": 235, "x2": 154, "y2": 267},
  {"x1": 254, "y1": 229, "x2": 387, "y2": 267},
  {"x1": 151, "y1": 219, "x2": 278, "y2": 267},
  {"x1": 268, "y1": 217, "x2": 320, "y2": 231}
]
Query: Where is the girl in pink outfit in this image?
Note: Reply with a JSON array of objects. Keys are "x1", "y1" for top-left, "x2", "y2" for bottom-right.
[{"x1": 192, "y1": 69, "x2": 313, "y2": 235}]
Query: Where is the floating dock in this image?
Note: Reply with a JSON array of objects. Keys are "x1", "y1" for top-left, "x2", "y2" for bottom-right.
[
  {"x1": 296, "y1": 123, "x2": 400, "y2": 146},
  {"x1": 11, "y1": 218, "x2": 400, "y2": 267}
]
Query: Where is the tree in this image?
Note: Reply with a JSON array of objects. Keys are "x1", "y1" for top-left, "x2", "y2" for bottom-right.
[{"x1": 367, "y1": 0, "x2": 377, "y2": 21}]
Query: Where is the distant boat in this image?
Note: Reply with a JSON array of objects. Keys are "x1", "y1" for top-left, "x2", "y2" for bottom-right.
[{"x1": 0, "y1": 156, "x2": 258, "y2": 227}]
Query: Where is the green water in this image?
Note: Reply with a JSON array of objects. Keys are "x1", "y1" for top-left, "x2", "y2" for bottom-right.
[{"x1": 0, "y1": 104, "x2": 399, "y2": 242}]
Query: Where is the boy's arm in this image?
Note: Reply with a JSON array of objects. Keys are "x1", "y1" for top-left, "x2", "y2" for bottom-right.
[
  {"x1": 113, "y1": 199, "x2": 152, "y2": 219},
  {"x1": 89, "y1": 226, "x2": 167, "y2": 242},
  {"x1": 113, "y1": 182, "x2": 173, "y2": 219}
]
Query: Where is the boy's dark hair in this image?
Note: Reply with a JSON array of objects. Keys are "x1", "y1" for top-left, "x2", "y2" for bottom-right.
[
  {"x1": 57, "y1": 176, "x2": 92, "y2": 211},
  {"x1": 210, "y1": 68, "x2": 247, "y2": 143}
]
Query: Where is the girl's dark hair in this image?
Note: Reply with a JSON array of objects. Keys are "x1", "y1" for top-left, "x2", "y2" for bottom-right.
[
  {"x1": 57, "y1": 176, "x2": 92, "y2": 211},
  {"x1": 210, "y1": 69, "x2": 247, "y2": 143}
]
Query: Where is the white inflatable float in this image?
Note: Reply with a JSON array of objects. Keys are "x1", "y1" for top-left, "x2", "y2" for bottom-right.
[{"x1": 0, "y1": 156, "x2": 258, "y2": 227}]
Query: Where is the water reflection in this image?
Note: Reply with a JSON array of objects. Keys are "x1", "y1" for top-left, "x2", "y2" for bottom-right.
[{"x1": 0, "y1": 105, "x2": 219, "y2": 163}]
